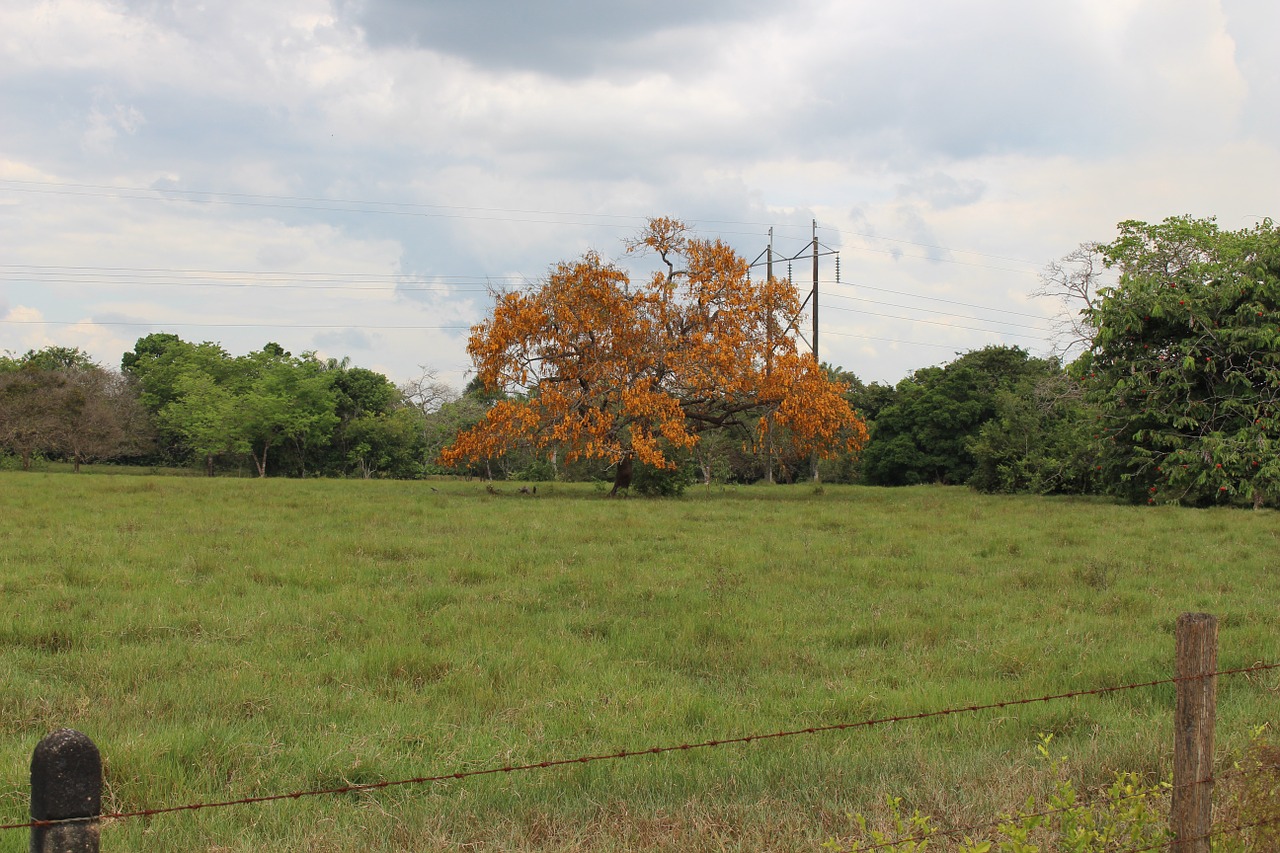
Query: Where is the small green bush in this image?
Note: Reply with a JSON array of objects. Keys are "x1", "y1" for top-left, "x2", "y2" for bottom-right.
[
  {"x1": 513, "y1": 458, "x2": 557, "y2": 482},
  {"x1": 631, "y1": 459, "x2": 696, "y2": 497},
  {"x1": 823, "y1": 735, "x2": 1171, "y2": 852},
  {"x1": 1217, "y1": 731, "x2": 1280, "y2": 853}
]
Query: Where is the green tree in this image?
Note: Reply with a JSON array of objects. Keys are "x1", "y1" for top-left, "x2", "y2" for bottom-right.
[
  {"x1": 123, "y1": 333, "x2": 217, "y2": 412},
  {"x1": 122, "y1": 334, "x2": 238, "y2": 462},
  {"x1": 813, "y1": 365, "x2": 896, "y2": 484},
  {"x1": 967, "y1": 367, "x2": 1100, "y2": 494},
  {"x1": 12, "y1": 346, "x2": 97, "y2": 371},
  {"x1": 861, "y1": 346, "x2": 1051, "y2": 486},
  {"x1": 237, "y1": 348, "x2": 338, "y2": 477},
  {"x1": 344, "y1": 407, "x2": 426, "y2": 479},
  {"x1": 320, "y1": 359, "x2": 405, "y2": 477},
  {"x1": 158, "y1": 372, "x2": 249, "y2": 476},
  {"x1": 422, "y1": 392, "x2": 494, "y2": 477},
  {"x1": 1079, "y1": 215, "x2": 1280, "y2": 507}
]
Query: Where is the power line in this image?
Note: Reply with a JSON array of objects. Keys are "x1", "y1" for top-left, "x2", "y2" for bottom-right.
[
  {"x1": 0, "y1": 277, "x2": 522, "y2": 295},
  {"x1": 0, "y1": 179, "x2": 807, "y2": 243},
  {"x1": 834, "y1": 242, "x2": 1040, "y2": 275},
  {"x1": 0, "y1": 179, "x2": 1050, "y2": 273},
  {"x1": 824, "y1": 290, "x2": 1053, "y2": 330},
  {"x1": 822, "y1": 306, "x2": 1049, "y2": 341},
  {"x1": 0, "y1": 263, "x2": 530, "y2": 282},
  {"x1": 0, "y1": 318, "x2": 471, "y2": 331},
  {"x1": 0, "y1": 181, "x2": 654, "y2": 231},
  {"x1": 0, "y1": 179, "x2": 803, "y2": 232},
  {"x1": 819, "y1": 223, "x2": 1042, "y2": 268},
  {"x1": 1, "y1": 267, "x2": 1054, "y2": 329},
  {"x1": 0, "y1": 180, "x2": 650, "y2": 222},
  {"x1": 0, "y1": 264, "x2": 545, "y2": 298},
  {"x1": 2, "y1": 272, "x2": 1052, "y2": 344},
  {"x1": 829, "y1": 280, "x2": 1053, "y2": 320},
  {"x1": 822, "y1": 329, "x2": 1004, "y2": 352},
  {"x1": 0, "y1": 179, "x2": 844, "y2": 241}
]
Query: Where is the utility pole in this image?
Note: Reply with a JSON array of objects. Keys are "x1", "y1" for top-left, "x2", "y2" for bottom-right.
[
  {"x1": 810, "y1": 220, "x2": 820, "y2": 482},
  {"x1": 764, "y1": 229, "x2": 775, "y2": 484},
  {"x1": 812, "y1": 219, "x2": 819, "y2": 366},
  {"x1": 747, "y1": 222, "x2": 840, "y2": 484}
]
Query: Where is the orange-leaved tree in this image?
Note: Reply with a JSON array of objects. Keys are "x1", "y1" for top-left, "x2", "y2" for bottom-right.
[{"x1": 439, "y1": 218, "x2": 869, "y2": 492}]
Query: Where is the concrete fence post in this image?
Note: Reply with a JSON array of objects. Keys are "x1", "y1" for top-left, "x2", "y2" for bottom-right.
[
  {"x1": 1171, "y1": 612, "x2": 1218, "y2": 853},
  {"x1": 29, "y1": 729, "x2": 102, "y2": 853}
]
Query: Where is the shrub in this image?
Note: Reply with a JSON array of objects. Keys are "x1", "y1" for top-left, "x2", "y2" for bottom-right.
[
  {"x1": 631, "y1": 459, "x2": 696, "y2": 497},
  {"x1": 823, "y1": 734, "x2": 1170, "y2": 852}
]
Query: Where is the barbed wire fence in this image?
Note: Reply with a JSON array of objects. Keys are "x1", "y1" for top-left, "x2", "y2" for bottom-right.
[{"x1": 5, "y1": 613, "x2": 1277, "y2": 852}]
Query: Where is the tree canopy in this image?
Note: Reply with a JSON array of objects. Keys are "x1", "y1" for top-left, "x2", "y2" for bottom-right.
[
  {"x1": 1079, "y1": 215, "x2": 1280, "y2": 508},
  {"x1": 122, "y1": 334, "x2": 413, "y2": 477},
  {"x1": 860, "y1": 346, "x2": 1054, "y2": 487},
  {"x1": 0, "y1": 347, "x2": 150, "y2": 470},
  {"x1": 439, "y1": 218, "x2": 868, "y2": 488}
]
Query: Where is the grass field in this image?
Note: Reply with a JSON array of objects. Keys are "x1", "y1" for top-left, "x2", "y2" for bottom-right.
[{"x1": 0, "y1": 474, "x2": 1276, "y2": 851}]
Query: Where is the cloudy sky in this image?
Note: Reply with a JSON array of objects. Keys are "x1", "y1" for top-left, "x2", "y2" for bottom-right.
[{"x1": 2, "y1": 0, "x2": 1277, "y2": 390}]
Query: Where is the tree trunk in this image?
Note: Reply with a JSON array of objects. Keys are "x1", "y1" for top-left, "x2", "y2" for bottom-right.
[
  {"x1": 252, "y1": 445, "x2": 269, "y2": 477},
  {"x1": 763, "y1": 415, "x2": 774, "y2": 484},
  {"x1": 609, "y1": 454, "x2": 634, "y2": 497},
  {"x1": 206, "y1": 455, "x2": 215, "y2": 477}
]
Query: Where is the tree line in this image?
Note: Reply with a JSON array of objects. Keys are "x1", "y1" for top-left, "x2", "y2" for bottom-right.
[
  {"x1": 0, "y1": 336, "x2": 462, "y2": 479},
  {"x1": 0, "y1": 336, "x2": 1111, "y2": 493},
  {"x1": 2, "y1": 215, "x2": 1276, "y2": 506}
]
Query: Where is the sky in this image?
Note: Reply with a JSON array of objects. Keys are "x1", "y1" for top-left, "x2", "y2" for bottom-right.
[{"x1": 2, "y1": 0, "x2": 1278, "y2": 392}]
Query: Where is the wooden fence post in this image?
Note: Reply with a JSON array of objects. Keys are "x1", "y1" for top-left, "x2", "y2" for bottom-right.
[
  {"x1": 30, "y1": 729, "x2": 102, "y2": 853},
  {"x1": 1171, "y1": 612, "x2": 1218, "y2": 853}
]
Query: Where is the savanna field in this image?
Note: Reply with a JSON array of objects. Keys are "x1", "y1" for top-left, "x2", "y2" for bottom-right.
[{"x1": 0, "y1": 472, "x2": 1277, "y2": 851}]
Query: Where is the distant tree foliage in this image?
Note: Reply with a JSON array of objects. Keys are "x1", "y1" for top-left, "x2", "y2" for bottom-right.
[
  {"x1": 967, "y1": 367, "x2": 1100, "y2": 495},
  {"x1": 1079, "y1": 215, "x2": 1280, "y2": 508},
  {"x1": 861, "y1": 346, "x2": 1058, "y2": 486},
  {"x1": 121, "y1": 334, "x2": 426, "y2": 478},
  {"x1": 0, "y1": 347, "x2": 152, "y2": 470},
  {"x1": 57, "y1": 367, "x2": 153, "y2": 471},
  {"x1": 0, "y1": 366, "x2": 74, "y2": 470}
]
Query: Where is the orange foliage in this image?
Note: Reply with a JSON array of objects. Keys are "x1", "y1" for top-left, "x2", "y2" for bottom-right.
[{"x1": 438, "y1": 218, "x2": 868, "y2": 472}]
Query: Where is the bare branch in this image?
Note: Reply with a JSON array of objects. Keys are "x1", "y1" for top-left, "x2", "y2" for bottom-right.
[
  {"x1": 1034, "y1": 241, "x2": 1107, "y2": 361},
  {"x1": 399, "y1": 366, "x2": 458, "y2": 415}
]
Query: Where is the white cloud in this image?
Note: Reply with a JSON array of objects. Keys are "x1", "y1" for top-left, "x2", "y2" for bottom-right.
[{"x1": 1, "y1": 0, "x2": 1277, "y2": 387}]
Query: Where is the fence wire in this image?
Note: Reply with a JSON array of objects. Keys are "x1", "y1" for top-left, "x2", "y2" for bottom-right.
[{"x1": 2, "y1": 661, "x2": 1275, "y2": 833}]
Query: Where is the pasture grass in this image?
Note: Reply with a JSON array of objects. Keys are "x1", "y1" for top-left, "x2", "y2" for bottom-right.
[{"x1": 0, "y1": 474, "x2": 1276, "y2": 851}]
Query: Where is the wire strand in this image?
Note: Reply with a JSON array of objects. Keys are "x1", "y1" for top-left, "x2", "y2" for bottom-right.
[{"x1": 2, "y1": 662, "x2": 1273, "y2": 833}]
